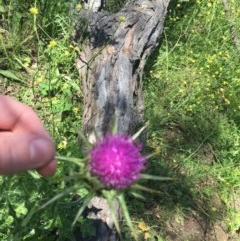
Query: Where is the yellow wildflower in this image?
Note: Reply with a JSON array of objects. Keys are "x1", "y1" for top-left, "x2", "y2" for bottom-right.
[
  {"x1": 64, "y1": 50, "x2": 70, "y2": 56},
  {"x1": 76, "y1": 3, "x2": 82, "y2": 10},
  {"x1": 35, "y1": 77, "x2": 44, "y2": 84},
  {"x1": 48, "y1": 40, "x2": 57, "y2": 48},
  {"x1": 73, "y1": 107, "x2": 79, "y2": 114},
  {"x1": 211, "y1": 207, "x2": 217, "y2": 212},
  {"x1": 118, "y1": 16, "x2": 126, "y2": 22},
  {"x1": 138, "y1": 221, "x2": 150, "y2": 231},
  {"x1": 58, "y1": 138, "x2": 67, "y2": 149},
  {"x1": 224, "y1": 98, "x2": 230, "y2": 105},
  {"x1": 29, "y1": 7, "x2": 39, "y2": 15},
  {"x1": 144, "y1": 232, "x2": 151, "y2": 240}
]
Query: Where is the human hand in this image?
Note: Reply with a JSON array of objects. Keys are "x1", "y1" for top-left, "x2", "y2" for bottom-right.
[{"x1": 0, "y1": 94, "x2": 56, "y2": 176}]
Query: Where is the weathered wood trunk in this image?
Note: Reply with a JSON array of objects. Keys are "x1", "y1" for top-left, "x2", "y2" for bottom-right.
[{"x1": 72, "y1": 0, "x2": 170, "y2": 239}]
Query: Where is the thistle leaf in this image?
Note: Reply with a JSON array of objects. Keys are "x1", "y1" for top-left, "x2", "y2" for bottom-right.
[
  {"x1": 72, "y1": 194, "x2": 93, "y2": 226},
  {"x1": 131, "y1": 123, "x2": 149, "y2": 141},
  {"x1": 104, "y1": 191, "x2": 121, "y2": 234},
  {"x1": 27, "y1": 170, "x2": 41, "y2": 179},
  {"x1": 22, "y1": 205, "x2": 38, "y2": 227},
  {"x1": 132, "y1": 184, "x2": 161, "y2": 194},
  {"x1": 144, "y1": 151, "x2": 160, "y2": 159},
  {"x1": 140, "y1": 173, "x2": 176, "y2": 181},
  {"x1": 39, "y1": 185, "x2": 77, "y2": 210},
  {"x1": 130, "y1": 191, "x2": 146, "y2": 200},
  {"x1": 78, "y1": 131, "x2": 93, "y2": 148},
  {"x1": 117, "y1": 193, "x2": 136, "y2": 238},
  {"x1": 110, "y1": 109, "x2": 119, "y2": 134}
]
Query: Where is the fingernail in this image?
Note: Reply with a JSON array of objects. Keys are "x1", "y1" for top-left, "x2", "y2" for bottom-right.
[{"x1": 30, "y1": 139, "x2": 49, "y2": 163}]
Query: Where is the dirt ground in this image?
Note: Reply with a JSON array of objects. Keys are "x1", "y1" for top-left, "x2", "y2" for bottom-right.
[
  {"x1": 164, "y1": 211, "x2": 238, "y2": 241},
  {"x1": 150, "y1": 127, "x2": 240, "y2": 241}
]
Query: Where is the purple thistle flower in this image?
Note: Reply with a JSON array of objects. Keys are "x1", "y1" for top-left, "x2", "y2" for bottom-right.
[{"x1": 89, "y1": 133, "x2": 146, "y2": 190}]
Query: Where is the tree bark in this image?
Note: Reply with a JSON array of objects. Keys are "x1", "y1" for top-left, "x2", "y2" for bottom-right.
[
  {"x1": 72, "y1": 0, "x2": 170, "y2": 239},
  {"x1": 73, "y1": 0, "x2": 170, "y2": 141}
]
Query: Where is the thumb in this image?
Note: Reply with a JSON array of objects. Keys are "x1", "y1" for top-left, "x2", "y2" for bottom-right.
[{"x1": 0, "y1": 134, "x2": 56, "y2": 175}]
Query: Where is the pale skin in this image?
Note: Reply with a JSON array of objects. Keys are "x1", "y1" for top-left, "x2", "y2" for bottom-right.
[{"x1": 0, "y1": 94, "x2": 56, "y2": 176}]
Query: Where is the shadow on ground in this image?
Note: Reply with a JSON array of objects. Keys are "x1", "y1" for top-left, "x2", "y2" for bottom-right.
[{"x1": 126, "y1": 112, "x2": 240, "y2": 241}]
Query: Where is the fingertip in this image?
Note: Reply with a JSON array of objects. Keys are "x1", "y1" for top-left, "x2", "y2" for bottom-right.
[
  {"x1": 31, "y1": 137, "x2": 57, "y2": 176},
  {"x1": 37, "y1": 160, "x2": 57, "y2": 177}
]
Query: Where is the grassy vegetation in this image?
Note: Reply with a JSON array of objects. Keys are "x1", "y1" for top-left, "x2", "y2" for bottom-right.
[{"x1": 0, "y1": 0, "x2": 240, "y2": 240}]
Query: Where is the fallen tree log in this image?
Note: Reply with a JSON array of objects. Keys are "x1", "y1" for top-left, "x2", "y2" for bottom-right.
[{"x1": 72, "y1": 0, "x2": 170, "y2": 239}]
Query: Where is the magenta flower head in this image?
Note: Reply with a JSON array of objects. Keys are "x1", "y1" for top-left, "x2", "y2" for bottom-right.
[{"x1": 89, "y1": 133, "x2": 146, "y2": 190}]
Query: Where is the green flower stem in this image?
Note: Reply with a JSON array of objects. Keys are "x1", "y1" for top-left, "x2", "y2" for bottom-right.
[
  {"x1": 56, "y1": 155, "x2": 86, "y2": 168},
  {"x1": 33, "y1": 0, "x2": 40, "y2": 44}
]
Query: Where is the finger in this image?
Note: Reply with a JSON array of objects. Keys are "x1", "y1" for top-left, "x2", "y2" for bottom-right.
[
  {"x1": 37, "y1": 160, "x2": 57, "y2": 177},
  {"x1": 0, "y1": 95, "x2": 49, "y2": 137},
  {"x1": 0, "y1": 133, "x2": 56, "y2": 175}
]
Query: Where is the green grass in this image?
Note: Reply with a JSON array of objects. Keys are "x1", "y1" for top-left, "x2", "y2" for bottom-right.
[{"x1": 1, "y1": 0, "x2": 240, "y2": 240}]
